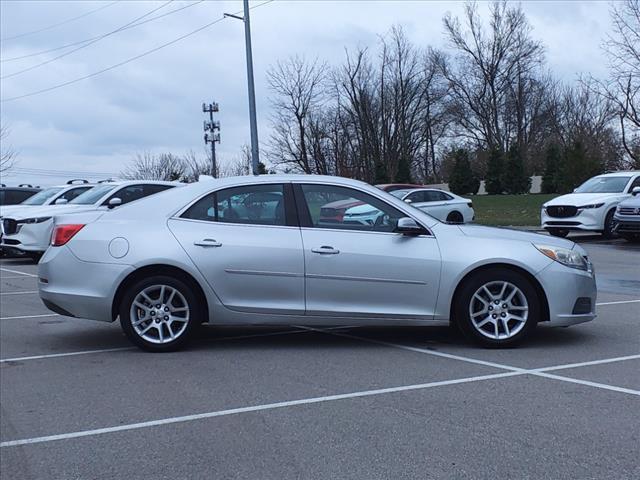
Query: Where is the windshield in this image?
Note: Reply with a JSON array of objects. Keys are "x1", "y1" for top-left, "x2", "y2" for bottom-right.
[
  {"x1": 21, "y1": 187, "x2": 63, "y2": 205},
  {"x1": 70, "y1": 184, "x2": 116, "y2": 205},
  {"x1": 575, "y1": 176, "x2": 631, "y2": 193},
  {"x1": 389, "y1": 189, "x2": 411, "y2": 199}
]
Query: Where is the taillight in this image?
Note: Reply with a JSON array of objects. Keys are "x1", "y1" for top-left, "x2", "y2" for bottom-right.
[{"x1": 51, "y1": 224, "x2": 85, "y2": 246}]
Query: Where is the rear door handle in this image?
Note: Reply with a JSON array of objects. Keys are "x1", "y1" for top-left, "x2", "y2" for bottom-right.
[
  {"x1": 194, "y1": 239, "x2": 222, "y2": 247},
  {"x1": 311, "y1": 246, "x2": 340, "y2": 255}
]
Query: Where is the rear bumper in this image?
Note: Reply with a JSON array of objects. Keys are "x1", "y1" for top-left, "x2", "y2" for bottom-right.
[
  {"x1": 38, "y1": 245, "x2": 134, "y2": 322},
  {"x1": 536, "y1": 261, "x2": 597, "y2": 326}
]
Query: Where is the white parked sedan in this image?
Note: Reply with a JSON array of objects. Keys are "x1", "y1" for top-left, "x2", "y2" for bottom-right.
[
  {"x1": 1, "y1": 180, "x2": 178, "y2": 259},
  {"x1": 541, "y1": 171, "x2": 640, "y2": 238},
  {"x1": 389, "y1": 188, "x2": 474, "y2": 223},
  {"x1": 38, "y1": 175, "x2": 596, "y2": 352}
]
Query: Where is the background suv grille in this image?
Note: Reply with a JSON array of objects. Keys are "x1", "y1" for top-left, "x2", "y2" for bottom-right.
[
  {"x1": 618, "y1": 207, "x2": 640, "y2": 215},
  {"x1": 2, "y1": 219, "x2": 17, "y2": 235},
  {"x1": 546, "y1": 206, "x2": 578, "y2": 218}
]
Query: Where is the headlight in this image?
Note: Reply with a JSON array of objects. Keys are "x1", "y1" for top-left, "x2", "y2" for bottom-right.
[
  {"x1": 19, "y1": 217, "x2": 52, "y2": 224},
  {"x1": 578, "y1": 203, "x2": 604, "y2": 209},
  {"x1": 533, "y1": 244, "x2": 589, "y2": 271}
]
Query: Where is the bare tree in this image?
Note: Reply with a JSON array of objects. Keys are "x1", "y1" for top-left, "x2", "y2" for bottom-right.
[
  {"x1": 441, "y1": 1, "x2": 548, "y2": 161},
  {"x1": 120, "y1": 152, "x2": 186, "y2": 181},
  {"x1": 218, "y1": 144, "x2": 252, "y2": 177},
  {"x1": 0, "y1": 125, "x2": 18, "y2": 174},
  {"x1": 181, "y1": 149, "x2": 211, "y2": 182},
  {"x1": 267, "y1": 56, "x2": 327, "y2": 173},
  {"x1": 602, "y1": 0, "x2": 640, "y2": 165}
]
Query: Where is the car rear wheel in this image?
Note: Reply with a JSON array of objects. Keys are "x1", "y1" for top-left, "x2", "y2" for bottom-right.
[
  {"x1": 120, "y1": 276, "x2": 201, "y2": 352},
  {"x1": 454, "y1": 268, "x2": 540, "y2": 347},
  {"x1": 446, "y1": 211, "x2": 464, "y2": 224},
  {"x1": 547, "y1": 228, "x2": 569, "y2": 238}
]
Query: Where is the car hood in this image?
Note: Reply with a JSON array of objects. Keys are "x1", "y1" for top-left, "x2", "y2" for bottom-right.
[
  {"x1": 617, "y1": 195, "x2": 640, "y2": 208},
  {"x1": 0, "y1": 205, "x2": 38, "y2": 218},
  {"x1": 457, "y1": 224, "x2": 575, "y2": 249},
  {"x1": 544, "y1": 193, "x2": 623, "y2": 207},
  {"x1": 3, "y1": 204, "x2": 101, "y2": 220}
]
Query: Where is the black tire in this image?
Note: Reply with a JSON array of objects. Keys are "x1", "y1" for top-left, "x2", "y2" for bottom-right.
[
  {"x1": 453, "y1": 268, "x2": 540, "y2": 348},
  {"x1": 621, "y1": 233, "x2": 640, "y2": 243},
  {"x1": 28, "y1": 252, "x2": 43, "y2": 263},
  {"x1": 446, "y1": 211, "x2": 464, "y2": 224},
  {"x1": 119, "y1": 275, "x2": 202, "y2": 352},
  {"x1": 547, "y1": 228, "x2": 569, "y2": 238},
  {"x1": 602, "y1": 209, "x2": 617, "y2": 239}
]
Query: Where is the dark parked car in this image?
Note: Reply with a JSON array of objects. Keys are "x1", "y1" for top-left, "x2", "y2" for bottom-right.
[{"x1": 0, "y1": 185, "x2": 40, "y2": 205}]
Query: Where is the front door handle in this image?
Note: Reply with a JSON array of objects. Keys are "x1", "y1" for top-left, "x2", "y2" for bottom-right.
[
  {"x1": 311, "y1": 246, "x2": 340, "y2": 255},
  {"x1": 194, "y1": 239, "x2": 222, "y2": 247}
]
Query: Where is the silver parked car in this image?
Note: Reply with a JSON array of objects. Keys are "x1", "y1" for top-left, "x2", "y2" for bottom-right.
[{"x1": 38, "y1": 175, "x2": 596, "y2": 351}]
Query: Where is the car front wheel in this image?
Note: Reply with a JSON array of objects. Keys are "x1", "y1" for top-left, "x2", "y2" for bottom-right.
[
  {"x1": 602, "y1": 209, "x2": 617, "y2": 239},
  {"x1": 454, "y1": 268, "x2": 540, "y2": 347},
  {"x1": 120, "y1": 276, "x2": 201, "y2": 352}
]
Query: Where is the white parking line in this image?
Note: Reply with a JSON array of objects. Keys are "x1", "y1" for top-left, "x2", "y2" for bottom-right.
[
  {"x1": 596, "y1": 299, "x2": 640, "y2": 306},
  {"x1": 303, "y1": 327, "x2": 640, "y2": 397},
  {"x1": 3, "y1": 349, "x2": 638, "y2": 448},
  {"x1": 0, "y1": 267, "x2": 37, "y2": 277},
  {"x1": 0, "y1": 313, "x2": 58, "y2": 320},
  {"x1": 535, "y1": 354, "x2": 640, "y2": 373},
  {"x1": 0, "y1": 347, "x2": 134, "y2": 363},
  {"x1": 0, "y1": 370, "x2": 522, "y2": 448},
  {"x1": 0, "y1": 326, "x2": 355, "y2": 363},
  {"x1": 0, "y1": 291, "x2": 38, "y2": 295}
]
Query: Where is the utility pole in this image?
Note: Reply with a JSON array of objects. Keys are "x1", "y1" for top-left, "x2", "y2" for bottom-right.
[
  {"x1": 225, "y1": 0, "x2": 260, "y2": 175},
  {"x1": 202, "y1": 102, "x2": 220, "y2": 177}
]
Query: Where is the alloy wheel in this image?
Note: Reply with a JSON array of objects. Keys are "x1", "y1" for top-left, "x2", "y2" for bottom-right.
[
  {"x1": 129, "y1": 284, "x2": 190, "y2": 344},
  {"x1": 468, "y1": 281, "x2": 529, "y2": 340}
]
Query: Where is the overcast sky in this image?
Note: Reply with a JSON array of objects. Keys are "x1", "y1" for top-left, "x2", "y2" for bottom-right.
[{"x1": 0, "y1": 0, "x2": 612, "y2": 186}]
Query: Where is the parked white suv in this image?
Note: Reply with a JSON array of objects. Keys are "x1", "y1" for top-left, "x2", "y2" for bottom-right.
[
  {"x1": 0, "y1": 180, "x2": 93, "y2": 219},
  {"x1": 541, "y1": 171, "x2": 640, "y2": 238},
  {"x1": 0, "y1": 181, "x2": 179, "y2": 260}
]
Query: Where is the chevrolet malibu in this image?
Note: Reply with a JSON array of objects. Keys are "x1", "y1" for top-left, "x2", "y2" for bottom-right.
[{"x1": 38, "y1": 175, "x2": 597, "y2": 351}]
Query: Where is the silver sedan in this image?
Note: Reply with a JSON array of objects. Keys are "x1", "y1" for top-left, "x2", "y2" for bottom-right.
[{"x1": 38, "y1": 175, "x2": 597, "y2": 351}]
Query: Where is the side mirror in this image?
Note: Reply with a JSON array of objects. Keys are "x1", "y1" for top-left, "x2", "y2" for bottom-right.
[
  {"x1": 632, "y1": 186, "x2": 640, "y2": 196},
  {"x1": 54, "y1": 198, "x2": 68, "y2": 205},
  {"x1": 108, "y1": 197, "x2": 122, "y2": 209},
  {"x1": 395, "y1": 217, "x2": 426, "y2": 235}
]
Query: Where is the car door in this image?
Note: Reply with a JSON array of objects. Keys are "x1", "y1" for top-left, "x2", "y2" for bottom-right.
[
  {"x1": 296, "y1": 183, "x2": 441, "y2": 319},
  {"x1": 168, "y1": 183, "x2": 305, "y2": 315}
]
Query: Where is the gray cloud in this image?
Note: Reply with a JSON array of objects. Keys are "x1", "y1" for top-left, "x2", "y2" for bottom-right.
[{"x1": 1, "y1": 0, "x2": 611, "y2": 185}]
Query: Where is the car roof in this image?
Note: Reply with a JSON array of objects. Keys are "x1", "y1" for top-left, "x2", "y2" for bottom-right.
[
  {"x1": 599, "y1": 171, "x2": 640, "y2": 177},
  {"x1": 0, "y1": 186, "x2": 41, "y2": 192}
]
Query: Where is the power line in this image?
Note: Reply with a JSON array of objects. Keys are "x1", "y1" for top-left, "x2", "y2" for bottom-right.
[
  {"x1": 1, "y1": 1, "x2": 274, "y2": 104},
  {"x1": 1, "y1": 1, "x2": 205, "y2": 64},
  {"x1": 1, "y1": 0, "x2": 175, "y2": 80},
  {"x1": 1, "y1": 1, "x2": 121, "y2": 42}
]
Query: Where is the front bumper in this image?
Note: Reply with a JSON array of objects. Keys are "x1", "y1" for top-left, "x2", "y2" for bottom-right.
[
  {"x1": 541, "y1": 208, "x2": 604, "y2": 232},
  {"x1": 613, "y1": 214, "x2": 640, "y2": 234},
  {"x1": 0, "y1": 219, "x2": 54, "y2": 253},
  {"x1": 38, "y1": 245, "x2": 134, "y2": 322},
  {"x1": 536, "y1": 260, "x2": 597, "y2": 326}
]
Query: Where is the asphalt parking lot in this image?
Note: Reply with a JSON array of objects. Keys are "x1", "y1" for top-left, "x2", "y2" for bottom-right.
[{"x1": 1, "y1": 236, "x2": 639, "y2": 480}]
